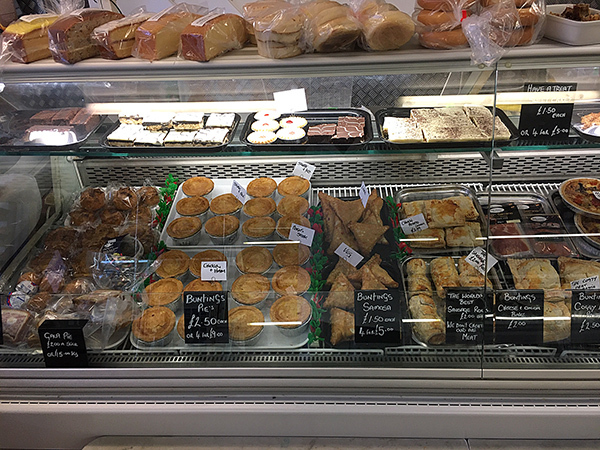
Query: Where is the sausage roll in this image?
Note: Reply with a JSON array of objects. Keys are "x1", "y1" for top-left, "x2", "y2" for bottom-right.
[
  {"x1": 408, "y1": 274, "x2": 433, "y2": 296},
  {"x1": 430, "y1": 256, "x2": 460, "y2": 298},
  {"x1": 407, "y1": 258, "x2": 428, "y2": 276},
  {"x1": 408, "y1": 294, "x2": 445, "y2": 345}
]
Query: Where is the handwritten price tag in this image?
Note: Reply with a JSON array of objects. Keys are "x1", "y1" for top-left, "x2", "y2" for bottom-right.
[
  {"x1": 359, "y1": 182, "x2": 369, "y2": 208},
  {"x1": 465, "y1": 247, "x2": 498, "y2": 275},
  {"x1": 400, "y1": 213, "x2": 428, "y2": 235},
  {"x1": 289, "y1": 223, "x2": 315, "y2": 247},
  {"x1": 334, "y1": 242, "x2": 363, "y2": 267},
  {"x1": 201, "y1": 261, "x2": 227, "y2": 281},
  {"x1": 231, "y1": 180, "x2": 247, "y2": 204},
  {"x1": 293, "y1": 161, "x2": 316, "y2": 180},
  {"x1": 571, "y1": 275, "x2": 600, "y2": 290}
]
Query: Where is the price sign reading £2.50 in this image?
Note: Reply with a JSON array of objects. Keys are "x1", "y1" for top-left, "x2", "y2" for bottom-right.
[{"x1": 183, "y1": 291, "x2": 229, "y2": 344}]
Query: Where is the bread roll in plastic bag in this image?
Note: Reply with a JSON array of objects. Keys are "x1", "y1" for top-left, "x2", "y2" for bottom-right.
[
  {"x1": 243, "y1": 0, "x2": 290, "y2": 45},
  {"x1": 0, "y1": 0, "x2": 84, "y2": 64},
  {"x1": 481, "y1": 0, "x2": 546, "y2": 47},
  {"x1": 413, "y1": 0, "x2": 478, "y2": 49},
  {"x1": 300, "y1": 0, "x2": 361, "y2": 53},
  {"x1": 180, "y1": 9, "x2": 248, "y2": 62},
  {"x1": 132, "y1": 2, "x2": 207, "y2": 61},
  {"x1": 251, "y1": 3, "x2": 306, "y2": 59},
  {"x1": 91, "y1": 8, "x2": 154, "y2": 60},
  {"x1": 350, "y1": 0, "x2": 415, "y2": 51}
]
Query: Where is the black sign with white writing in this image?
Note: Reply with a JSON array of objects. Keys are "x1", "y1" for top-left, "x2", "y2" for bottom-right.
[
  {"x1": 571, "y1": 290, "x2": 600, "y2": 344},
  {"x1": 518, "y1": 83, "x2": 576, "y2": 141},
  {"x1": 183, "y1": 291, "x2": 229, "y2": 344},
  {"x1": 38, "y1": 320, "x2": 88, "y2": 368},
  {"x1": 354, "y1": 289, "x2": 402, "y2": 345},
  {"x1": 446, "y1": 288, "x2": 493, "y2": 345},
  {"x1": 495, "y1": 290, "x2": 544, "y2": 345},
  {"x1": 0, "y1": 303, "x2": 3, "y2": 345}
]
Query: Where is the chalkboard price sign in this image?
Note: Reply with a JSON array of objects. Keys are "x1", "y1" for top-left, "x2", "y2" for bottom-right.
[
  {"x1": 38, "y1": 320, "x2": 88, "y2": 368},
  {"x1": 518, "y1": 82, "x2": 576, "y2": 141},
  {"x1": 354, "y1": 289, "x2": 402, "y2": 345},
  {"x1": 183, "y1": 291, "x2": 229, "y2": 344},
  {"x1": 571, "y1": 290, "x2": 600, "y2": 344},
  {"x1": 446, "y1": 288, "x2": 492, "y2": 345},
  {"x1": 495, "y1": 290, "x2": 544, "y2": 345}
]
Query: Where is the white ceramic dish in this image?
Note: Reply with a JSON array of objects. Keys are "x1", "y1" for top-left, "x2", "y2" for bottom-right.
[{"x1": 545, "y1": 5, "x2": 600, "y2": 46}]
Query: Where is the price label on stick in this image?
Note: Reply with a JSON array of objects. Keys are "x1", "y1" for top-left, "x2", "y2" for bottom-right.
[
  {"x1": 289, "y1": 223, "x2": 315, "y2": 247},
  {"x1": 571, "y1": 275, "x2": 600, "y2": 291},
  {"x1": 231, "y1": 180, "x2": 247, "y2": 204},
  {"x1": 293, "y1": 161, "x2": 316, "y2": 180},
  {"x1": 201, "y1": 261, "x2": 227, "y2": 282},
  {"x1": 334, "y1": 242, "x2": 363, "y2": 267},
  {"x1": 359, "y1": 182, "x2": 369, "y2": 208},
  {"x1": 400, "y1": 213, "x2": 428, "y2": 235},
  {"x1": 465, "y1": 247, "x2": 498, "y2": 275},
  {"x1": 183, "y1": 291, "x2": 229, "y2": 344},
  {"x1": 38, "y1": 319, "x2": 88, "y2": 368}
]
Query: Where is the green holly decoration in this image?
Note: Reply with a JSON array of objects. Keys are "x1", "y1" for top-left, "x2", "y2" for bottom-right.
[
  {"x1": 156, "y1": 174, "x2": 180, "y2": 231},
  {"x1": 306, "y1": 205, "x2": 327, "y2": 345},
  {"x1": 384, "y1": 195, "x2": 412, "y2": 262}
]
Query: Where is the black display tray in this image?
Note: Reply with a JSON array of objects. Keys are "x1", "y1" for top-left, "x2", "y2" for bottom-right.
[
  {"x1": 0, "y1": 109, "x2": 105, "y2": 151},
  {"x1": 100, "y1": 113, "x2": 240, "y2": 153},
  {"x1": 375, "y1": 106, "x2": 518, "y2": 149},
  {"x1": 241, "y1": 109, "x2": 373, "y2": 151}
]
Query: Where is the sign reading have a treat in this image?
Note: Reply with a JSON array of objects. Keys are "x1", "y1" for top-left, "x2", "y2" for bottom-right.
[
  {"x1": 495, "y1": 290, "x2": 544, "y2": 345},
  {"x1": 446, "y1": 288, "x2": 493, "y2": 345},
  {"x1": 183, "y1": 291, "x2": 229, "y2": 344},
  {"x1": 201, "y1": 261, "x2": 227, "y2": 282},
  {"x1": 518, "y1": 82, "x2": 576, "y2": 141},
  {"x1": 38, "y1": 320, "x2": 88, "y2": 368},
  {"x1": 354, "y1": 290, "x2": 402, "y2": 345},
  {"x1": 571, "y1": 290, "x2": 600, "y2": 344},
  {"x1": 293, "y1": 161, "x2": 316, "y2": 180},
  {"x1": 289, "y1": 223, "x2": 315, "y2": 247}
]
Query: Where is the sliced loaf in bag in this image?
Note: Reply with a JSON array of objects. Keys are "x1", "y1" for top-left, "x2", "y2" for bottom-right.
[
  {"x1": 48, "y1": 9, "x2": 124, "y2": 64},
  {"x1": 92, "y1": 13, "x2": 154, "y2": 59},
  {"x1": 2, "y1": 14, "x2": 58, "y2": 63},
  {"x1": 181, "y1": 13, "x2": 247, "y2": 61}
]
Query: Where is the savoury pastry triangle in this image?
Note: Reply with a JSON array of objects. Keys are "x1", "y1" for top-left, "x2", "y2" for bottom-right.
[
  {"x1": 330, "y1": 196, "x2": 364, "y2": 226},
  {"x1": 347, "y1": 221, "x2": 389, "y2": 255},
  {"x1": 323, "y1": 273, "x2": 355, "y2": 310},
  {"x1": 327, "y1": 212, "x2": 359, "y2": 255},
  {"x1": 319, "y1": 192, "x2": 336, "y2": 243},
  {"x1": 347, "y1": 254, "x2": 398, "y2": 288},
  {"x1": 330, "y1": 307, "x2": 355, "y2": 346},
  {"x1": 361, "y1": 265, "x2": 387, "y2": 290},
  {"x1": 360, "y1": 190, "x2": 379, "y2": 222},
  {"x1": 326, "y1": 257, "x2": 360, "y2": 286}
]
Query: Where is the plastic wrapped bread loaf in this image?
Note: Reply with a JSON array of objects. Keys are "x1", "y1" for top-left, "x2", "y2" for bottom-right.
[
  {"x1": 243, "y1": 0, "x2": 290, "y2": 45},
  {"x1": 301, "y1": 0, "x2": 361, "y2": 53},
  {"x1": 413, "y1": 0, "x2": 477, "y2": 49},
  {"x1": 180, "y1": 12, "x2": 248, "y2": 61},
  {"x1": 91, "y1": 11, "x2": 154, "y2": 59},
  {"x1": 1, "y1": 14, "x2": 59, "y2": 63},
  {"x1": 133, "y1": 3, "x2": 206, "y2": 61},
  {"x1": 48, "y1": 8, "x2": 124, "y2": 64},
  {"x1": 350, "y1": 0, "x2": 415, "y2": 51},
  {"x1": 252, "y1": 4, "x2": 306, "y2": 59}
]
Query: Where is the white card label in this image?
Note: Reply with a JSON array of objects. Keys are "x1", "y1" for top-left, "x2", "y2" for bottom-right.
[
  {"x1": 594, "y1": 191, "x2": 600, "y2": 200},
  {"x1": 293, "y1": 161, "x2": 316, "y2": 180},
  {"x1": 334, "y1": 243, "x2": 364, "y2": 267},
  {"x1": 571, "y1": 275, "x2": 600, "y2": 290},
  {"x1": 273, "y1": 88, "x2": 308, "y2": 114},
  {"x1": 359, "y1": 182, "x2": 369, "y2": 208},
  {"x1": 289, "y1": 223, "x2": 315, "y2": 247},
  {"x1": 400, "y1": 213, "x2": 428, "y2": 235},
  {"x1": 231, "y1": 180, "x2": 247, "y2": 204},
  {"x1": 201, "y1": 261, "x2": 227, "y2": 281},
  {"x1": 465, "y1": 247, "x2": 498, "y2": 275}
]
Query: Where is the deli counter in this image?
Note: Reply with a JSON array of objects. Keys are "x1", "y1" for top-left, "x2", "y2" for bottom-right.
[{"x1": 2, "y1": 39, "x2": 600, "y2": 449}]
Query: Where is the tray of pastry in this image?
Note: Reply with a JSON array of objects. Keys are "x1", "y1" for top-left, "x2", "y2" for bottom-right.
[
  {"x1": 551, "y1": 190, "x2": 600, "y2": 259},
  {"x1": 240, "y1": 109, "x2": 373, "y2": 151},
  {"x1": 394, "y1": 184, "x2": 487, "y2": 255},
  {"x1": 478, "y1": 191, "x2": 578, "y2": 259},
  {"x1": 101, "y1": 112, "x2": 240, "y2": 152},
  {"x1": 160, "y1": 176, "x2": 311, "y2": 249},
  {"x1": 375, "y1": 106, "x2": 518, "y2": 149},
  {"x1": 130, "y1": 244, "x2": 311, "y2": 351},
  {"x1": 400, "y1": 255, "x2": 501, "y2": 347},
  {"x1": 0, "y1": 108, "x2": 105, "y2": 151}
]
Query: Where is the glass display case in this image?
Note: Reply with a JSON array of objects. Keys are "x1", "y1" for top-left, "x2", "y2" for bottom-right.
[{"x1": 2, "y1": 39, "x2": 600, "y2": 449}]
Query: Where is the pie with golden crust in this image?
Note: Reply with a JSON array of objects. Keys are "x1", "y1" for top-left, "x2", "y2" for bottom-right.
[
  {"x1": 210, "y1": 193, "x2": 242, "y2": 215},
  {"x1": 273, "y1": 243, "x2": 311, "y2": 267},
  {"x1": 183, "y1": 278, "x2": 223, "y2": 292},
  {"x1": 166, "y1": 217, "x2": 202, "y2": 239},
  {"x1": 155, "y1": 250, "x2": 190, "y2": 278},
  {"x1": 276, "y1": 215, "x2": 311, "y2": 239},
  {"x1": 243, "y1": 197, "x2": 276, "y2": 217},
  {"x1": 247, "y1": 177, "x2": 277, "y2": 198},
  {"x1": 272, "y1": 265, "x2": 311, "y2": 296},
  {"x1": 277, "y1": 195, "x2": 309, "y2": 217},
  {"x1": 132, "y1": 306, "x2": 176, "y2": 343},
  {"x1": 277, "y1": 176, "x2": 310, "y2": 197},
  {"x1": 189, "y1": 250, "x2": 227, "y2": 277},
  {"x1": 176, "y1": 196, "x2": 209, "y2": 216},
  {"x1": 229, "y1": 306, "x2": 264, "y2": 341},
  {"x1": 231, "y1": 273, "x2": 271, "y2": 305},
  {"x1": 204, "y1": 215, "x2": 239, "y2": 237},
  {"x1": 182, "y1": 176, "x2": 214, "y2": 197},
  {"x1": 270, "y1": 295, "x2": 311, "y2": 328},
  {"x1": 144, "y1": 278, "x2": 183, "y2": 307},
  {"x1": 242, "y1": 216, "x2": 276, "y2": 238},
  {"x1": 235, "y1": 246, "x2": 273, "y2": 274}
]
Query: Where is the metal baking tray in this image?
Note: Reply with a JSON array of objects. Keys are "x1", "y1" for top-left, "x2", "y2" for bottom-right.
[
  {"x1": 0, "y1": 109, "x2": 105, "y2": 151},
  {"x1": 160, "y1": 177, "x2": 308, "y2": 248},
  {"x1": 478, "y1": 192, "x2": 578, "y2": 259},
  {"x1": 551, "y1": 190, "x2": 600, "y2": 259},
  {"x1": 240, "y1": 109, "x2": 373, "y2": 151},
  {"x1": 394, "y1": 184, "x2": 487, "y2": 255},
  {"x1": 375, "y1": 106, "x2": 518, "y2": 149},
  {"x1": 101, "y1": 113, "x2": 240, "y2": 153},
  {"x1": 130, "y1": 245, "x2": 309, "y2": 351},
  {"x1": 400, "y1": 255, "x2": 501, "y2": 347}
]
